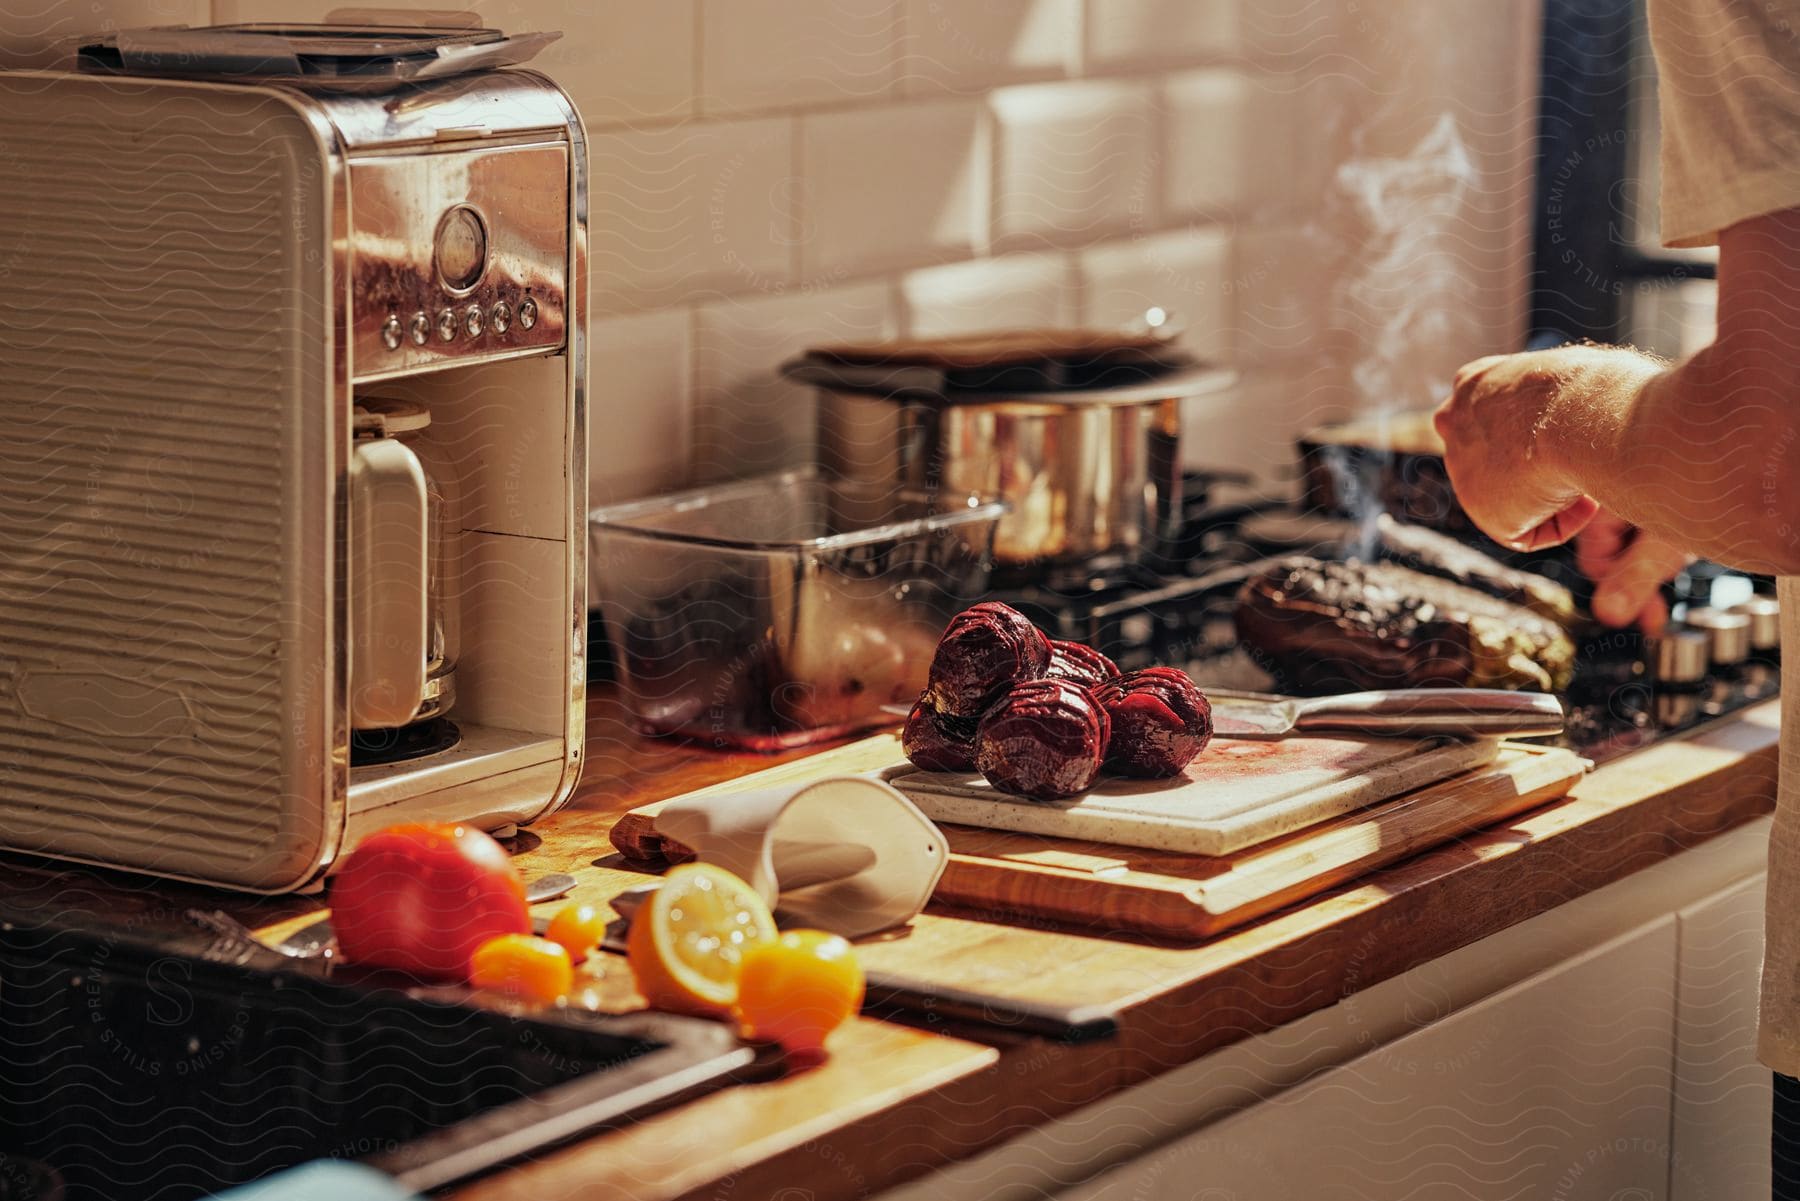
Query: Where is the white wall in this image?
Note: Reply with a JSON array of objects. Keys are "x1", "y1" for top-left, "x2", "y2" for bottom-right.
[{"x1": 0, "y1": 0, "x2": 1543, "y2": 502}]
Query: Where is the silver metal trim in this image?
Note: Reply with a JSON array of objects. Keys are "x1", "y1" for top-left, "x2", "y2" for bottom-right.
[{"x1": 515, "y1": 68, "x2": 588, "y2": 826}]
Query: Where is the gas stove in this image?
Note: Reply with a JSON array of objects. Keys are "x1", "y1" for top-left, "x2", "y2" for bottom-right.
[{"x1": 984, "y1": 475, "x2": 1780, "y2": 767}]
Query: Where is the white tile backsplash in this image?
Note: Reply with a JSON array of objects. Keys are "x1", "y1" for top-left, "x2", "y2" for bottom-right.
[
  {"x1": 587, "y1": 117, "x2": 795, "y2": 313},
  {"x1": 4, "y1": 0, "x2": 1538, "y2": 506},
  {"x1": 587, "y1": 309, "x2": 695, "y2": 504},
  {"x1": 1163, "y1": 69, "x2": 1246, "y2": 220},
  {"x1": 989, "y1": 79, "x2": 1158, "y2": 250},
  {"x1": 800, "y1": 100, "x2": 984, "y2": 279},
  {"x1": 1084, "y1": 0, "x2": 1239, "y2": 70},
  {"x1": 699, "y1": 0, "x2": 900, "y2": 115},
  {"x1": 900, "y1": 0, "x2": 1076, "y2": 94},
  {"x1": 691, "y1": 283, "x2": 896, "y2": 482},
  {"x1": 525, "y1": 1, "x2": 698, "y2": 126},
  {"x1": 1182, "y1": 357, "x2": 1350, "y2": 478},
  {"x1": 1236, "y1": 0, "x2": 1350, "y2": 69},
  {"x1": 901, "y1": 252, "x2": 1076, "y2": 336},
  {"x1": 1078, "y1": 227, "x2": 1232, "y2": 363},
  {"x1": 1230, "y1": 221, "x2": 1344, "y2": 367}
]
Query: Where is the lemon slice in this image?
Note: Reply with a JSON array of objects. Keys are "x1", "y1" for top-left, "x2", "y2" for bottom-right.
[{"x1": 627, "y1": 863, "x2": 777, "y2": 1015}]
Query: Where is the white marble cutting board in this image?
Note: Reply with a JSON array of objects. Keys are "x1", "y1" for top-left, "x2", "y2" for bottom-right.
[{"x1": 886, "y1": 735, "x2": 1502, "y2": 856}]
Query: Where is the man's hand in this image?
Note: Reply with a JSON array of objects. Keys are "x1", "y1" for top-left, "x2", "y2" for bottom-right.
[
  {"x1": 1573, "y1": 511, "x2": 1691, "y2": 633},
  {"x1": 1432, "y1": 344, "x2": 1663, "y2": 552}
]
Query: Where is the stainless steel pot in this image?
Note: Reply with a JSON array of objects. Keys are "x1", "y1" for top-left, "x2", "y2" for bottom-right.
[{"x1": 800, "y1": 363, "x2": 1236, "y2": 568}]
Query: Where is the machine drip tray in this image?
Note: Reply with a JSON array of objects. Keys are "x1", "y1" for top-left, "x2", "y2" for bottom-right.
[{"x1": 350, "y1": 717, "x2": 462, "y2": 766}]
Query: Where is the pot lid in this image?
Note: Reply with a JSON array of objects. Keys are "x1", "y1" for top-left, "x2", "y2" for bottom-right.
[
  {"x1": 790, "y1": 322, "x2": 1196, "y2": 397},
  {"x1": 783, "y1": 356, "x2": 1238, "y2": 408},
  {"x1": 73, "y1": 16, "x2": 558, "y2": 88}
]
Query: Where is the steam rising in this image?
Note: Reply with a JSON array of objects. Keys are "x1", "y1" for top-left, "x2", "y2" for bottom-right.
[
  {"x1": 1327, "y1": 114, "x2": 1480, "y2": 556},
  {"x1": 1334, "y1": 114, "x2": 1480, "y2": 414}
]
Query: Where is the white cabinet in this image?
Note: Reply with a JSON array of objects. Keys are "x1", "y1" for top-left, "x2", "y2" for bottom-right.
[
  {"x1": 1063, "y1": 919, "x2": 1680, "y2": 1201},
  {"x1": 1671, "y1": 876, "x2": 1771, "y2": 1200},
  {"x1": 876, "y1": 822, "x2": 1772, "y2": 1201}
]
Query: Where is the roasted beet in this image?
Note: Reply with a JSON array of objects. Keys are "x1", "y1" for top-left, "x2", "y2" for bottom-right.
[
  {"x1": 975, "y1": 679, "x2": 1110, "y2": 800},
  {"x1": 1093, "y1": 667, "x2": 1213, "y2": 778},
  {"x1": 1045, "y1": 639, "x2": 1119, "y2": 690},
  {"x1": 901, "y1": 695, "x2": 979, "y2": 773},
  {"x1": 924, "y1": 602, "x2": 1053, "y2": 718}
]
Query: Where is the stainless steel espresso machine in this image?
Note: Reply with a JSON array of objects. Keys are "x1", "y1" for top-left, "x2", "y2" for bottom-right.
[{"x1": 0, "y1": 20, "x2": 588, "y2": 891}]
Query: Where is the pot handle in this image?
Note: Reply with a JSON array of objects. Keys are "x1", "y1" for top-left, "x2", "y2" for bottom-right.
[{"x1": 349, "y1": 437, "x2": 429, "y2": 729}]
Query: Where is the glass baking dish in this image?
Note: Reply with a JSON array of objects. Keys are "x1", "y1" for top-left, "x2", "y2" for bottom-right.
[{"x1": 590, "y1": 470, "x2": 1004, "y2": 750}]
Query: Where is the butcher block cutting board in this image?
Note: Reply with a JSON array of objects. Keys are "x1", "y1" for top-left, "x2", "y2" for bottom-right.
[
  {"x1": 610, "y1": 736, "x2": 1588, "y2": 942},
  {"x1": 888, "y1": 735, "x2": 1500, "y2": 855}
]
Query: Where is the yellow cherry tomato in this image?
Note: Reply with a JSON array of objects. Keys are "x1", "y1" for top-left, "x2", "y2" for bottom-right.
[
  {"x1": 470, "y1": 933, "x2": 573, "y2": 1003},
  {"x1": 732, "y1": 929, "x2": 865, "y2": 1057},
  {"x1": 544, "y1": 903, "x2": 609, "y2": 963}
]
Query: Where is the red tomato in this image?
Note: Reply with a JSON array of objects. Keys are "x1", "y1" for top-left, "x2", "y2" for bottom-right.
[{"x1": 329, "y1": 822, "x2": 529, "y2": 980}]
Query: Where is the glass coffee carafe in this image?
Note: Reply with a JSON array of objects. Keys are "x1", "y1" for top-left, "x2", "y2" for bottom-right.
[{"x1": 348, "y1": 398, "x2": 461, "y2": 754}]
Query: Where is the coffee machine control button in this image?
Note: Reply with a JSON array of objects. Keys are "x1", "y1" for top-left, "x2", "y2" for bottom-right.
[
  {"x1": 381, "y1": 314, "x2": 403, "y2": 350},
  {"x1": 518, "y1": 297, "x2": 538, "y2": 330},
  {"x1": 436, "y1": 307, "x2": 457, "y2": 342},
  {"x1": 463, "y1": 304, "x2": 485, "y2": 337},
  {"x1": 490, "y1": 300, "x2": 512, "y2": 334},
  {"x1": 408, "y1": 312, "x2": 430, "y2": 345}
]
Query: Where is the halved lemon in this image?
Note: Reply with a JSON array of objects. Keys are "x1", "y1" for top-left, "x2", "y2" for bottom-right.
[{"x1": 627, "y1": 863, "x2": 777, "y2": 1016}]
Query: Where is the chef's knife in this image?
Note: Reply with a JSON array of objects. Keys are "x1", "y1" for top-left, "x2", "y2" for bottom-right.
[
  {"x1": 1206, "y1": 688, "x2": 1564, "y2": 741},
  {"x1": 598, "y1": 884, "x2": 1119, "y2": 1044}
]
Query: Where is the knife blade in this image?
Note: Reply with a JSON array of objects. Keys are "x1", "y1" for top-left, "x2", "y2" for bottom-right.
[
  {"x1": 597, "y1": 884, "x2": 1118, "y2": 1043},
  {"x1": 1206, "y1": 688, "x2": 1565, "y2": 741}
]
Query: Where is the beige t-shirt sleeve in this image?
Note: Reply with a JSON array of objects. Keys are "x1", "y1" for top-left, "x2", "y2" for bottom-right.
[{"x1": 1650, "y1": 0, "x2": 1800, "y2": 247}]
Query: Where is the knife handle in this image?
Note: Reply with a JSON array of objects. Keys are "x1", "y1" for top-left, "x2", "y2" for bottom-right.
[{"x1": 1291, "y1": 689, "x2": 1565, "y2": 738}]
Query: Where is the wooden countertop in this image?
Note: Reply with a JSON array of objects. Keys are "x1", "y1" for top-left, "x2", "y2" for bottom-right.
[{"x1": 0, "y1": 696, "x2": 1782, "y2": 1200}]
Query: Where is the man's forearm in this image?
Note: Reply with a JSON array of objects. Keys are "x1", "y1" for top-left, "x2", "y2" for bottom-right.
[{"x1": 1546, "y1": 342, "x2": 1800, "y2": 575}]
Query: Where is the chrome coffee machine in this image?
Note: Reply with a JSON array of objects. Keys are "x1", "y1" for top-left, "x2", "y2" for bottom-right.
[{"x1": 0, "y1": 21, "x2": 588, "y2": 891}]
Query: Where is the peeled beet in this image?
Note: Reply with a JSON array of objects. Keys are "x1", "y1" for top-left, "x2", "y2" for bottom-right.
[
  {"x1": 1046, "y1": 639, "x2": 1119, "y2": 690},
  {"x1": 901, "y1": 695, "x2": 979, "y2": 773},
  {"x1": 924, "y1": 602, "x2": 1053, "y2": 718},
  {"x1": 975, "y1": 679, "x2": 1110, "y2": 800},
  {"x1": 1093, "y1": 667, "x2": 1213, "y2": 778}
]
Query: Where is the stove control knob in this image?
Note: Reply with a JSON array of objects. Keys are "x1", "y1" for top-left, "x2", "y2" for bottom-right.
[
  {"x1": 380, "y1": 314, "x2": 402, "y2": 351},
  {"x1": 1683, "y1": 607, "x2": 1751, "y2": 669},
  {"x1": 1730, "y1": 596, "x2": 1781, "y2": 655},
  {"x1": 436, "y1": 307, "x2": 457, "y2": 342},
  {"x1": 518, "y1": 297, "x2": 538, "y2": 330},
  {"x1": 490, "y1": 300, "x2": 512, "y2": 334},
  {"x1": 1644, "y1": 625, "x2": 1709, "y2": 689},
  {"x1": 463, "y1": 304, "x2": 485, "y2": 337},
  {"x1": 408, "y1": 312, "x2": 430, "y2": 346}
]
